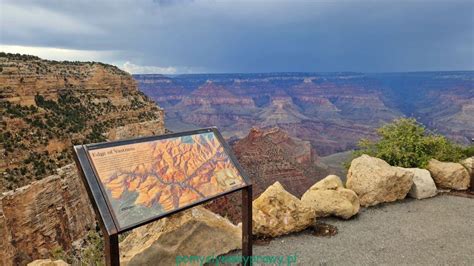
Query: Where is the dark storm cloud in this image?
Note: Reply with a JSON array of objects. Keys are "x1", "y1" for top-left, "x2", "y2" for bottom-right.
[{"x1": 1, "y1": 0, "x2": 473, "y2": 73}]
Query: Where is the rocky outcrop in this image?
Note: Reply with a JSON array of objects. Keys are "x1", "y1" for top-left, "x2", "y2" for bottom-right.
[
  {"x1": 206, "y1": 127, "x2": 326, "y2": 224},
  {"x1": 0, "y1": 53, "x2": 165, "y2": 192},
  {"x1": 252, "y1": 182, "x2": 315, "y2": 237},
  {"x1": 427, "y1": 159, "x2": 470, "y2": 190},
  {"x1": 0, "y1": 165, "x2": 95, "y2": 266},
  {"x1": 232, "y1": 127, "x2": 323, "y2": 197},
  {"x1": 120, "y1": 206, "x2": 241, "y2": 266},
  {"x1": 0, "y1": 53, "x2": 167, "y2": 265},
  {"x1": 27, "y1": 259, "x2": 69, "y2": 266},
  {"x1": 301, "y1": 175, "x2": 359, "y2": 219},
  {"x1": 461, "y1": 157, "x2": 474, "y2": 190},
  {"x1": 346, "y1": 155, "x2": 414, "y2": 207},
  {"x1": 258, "y1": 127, "x2": 315, "y2": 164},
  {"x1": 106, "y1": 120, "x2": 167, "y2": 141},
  {"x1": 400, "y1": 168, "x2": 437, "y2": 199}
]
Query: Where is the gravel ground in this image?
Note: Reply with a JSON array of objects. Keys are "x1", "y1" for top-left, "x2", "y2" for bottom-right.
[{"x1": 244, "y1": 195, "x2": 474, "y2": 266}]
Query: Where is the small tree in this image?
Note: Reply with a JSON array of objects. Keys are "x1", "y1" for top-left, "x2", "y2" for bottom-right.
[{"x1": 353, "y1": 118, "x2": 469, "y2": 168}]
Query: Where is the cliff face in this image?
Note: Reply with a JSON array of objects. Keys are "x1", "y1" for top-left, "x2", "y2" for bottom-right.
[
  {"x1": 372, "y1": 71, "x2": 474, "y2": 144},
  {"x1": 0, "y1": 165, "x2": 95, "y2": 266},
  {"x1": 0, "y1": 53, "x2": 165, "y2": 191},
  {"x1": 0, "y1": 53, "x2": 166, "y2": 265},
  {"x1": 417, "y1": 88, "x2": 474, "y2": 143},
  {"x1": 171, "y1": 81, "x2": 258, "y2": 129}
]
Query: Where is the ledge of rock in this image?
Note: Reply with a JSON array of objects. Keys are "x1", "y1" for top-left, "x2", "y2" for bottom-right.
[
  {"x1": 120, "y1": 206, "x2": 241, "y2": 266},
  {"x1": 346, "y1": 155, "x2": 414, "y2": 207},
  {"x1": 106, "y1": 119, "x2": 165, "y2": 141},
  {"x1": 400, "y1": 168, "x2": 437, "y2": 199},
  {"x1": 427, "y1": 159, "x2": 470, "y2": 190},
  {"x1": 252, "y1": 181, "x2": 315, "y2": 237},
  {"x1": 27, "y1": 259, "x2": 69, "y2": 266},
  {"x1": 301, "y1": 175, "x2": 360, "y2": 219}
]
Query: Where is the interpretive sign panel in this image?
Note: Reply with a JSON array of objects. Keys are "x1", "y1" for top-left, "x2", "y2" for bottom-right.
[
  {"x1": 73, "y1": 127, "x2": 252, "y2": 266},
  {"x1": 87, "y1": 130, "x2": 247, "y2": 230}
]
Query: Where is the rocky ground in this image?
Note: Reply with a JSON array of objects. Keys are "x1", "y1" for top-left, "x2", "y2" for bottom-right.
[{"x1": 244, "y1": 194, "x2": 474, "y2": 265}]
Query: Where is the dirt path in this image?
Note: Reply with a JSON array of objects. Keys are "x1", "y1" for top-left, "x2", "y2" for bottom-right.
[{"x1": 248, "y1": 194, "x2": 474, "y2": 265}]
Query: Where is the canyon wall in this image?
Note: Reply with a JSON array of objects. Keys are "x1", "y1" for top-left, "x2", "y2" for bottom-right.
[
  {"x1": 1, "y1": 53, "x2": 165, "y2": 191},
  {"x1": 0, "y1": 53, "x2": 166, "y2": 265},
  {"x1": 136, "y1": 72, "x2": 474, "y2": 155},
  {"x1": 0, "y1": 165, "x2": 94, "y2": 265}
]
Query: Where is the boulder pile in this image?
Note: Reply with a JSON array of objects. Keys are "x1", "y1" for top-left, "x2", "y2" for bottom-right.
[
  {"x1": 99, "y1": 155, "x2": 474, "y2": 264},
  {"x1": 27, "y1": 155, "x2": 472, "y2": 265}
]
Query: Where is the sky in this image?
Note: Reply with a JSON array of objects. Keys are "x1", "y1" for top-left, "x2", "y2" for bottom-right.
[{"x1": 1, "y1": 0, "x2": 473, "y2": 74}]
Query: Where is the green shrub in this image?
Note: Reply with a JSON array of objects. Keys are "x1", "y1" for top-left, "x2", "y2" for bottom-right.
[
  {"x1": 79, "y1": 229, "x2": 105, "y2": 266},
  {"x1": 50, "y1": 245, "x2": 68, "y2": 261},
  {"x1": 353, "y1": 118, "x2": 471, "y2": 168}
]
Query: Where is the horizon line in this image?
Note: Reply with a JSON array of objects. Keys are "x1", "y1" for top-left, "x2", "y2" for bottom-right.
[{"x1": 133, "y1": 70, "x2": 474, "y2": 77}]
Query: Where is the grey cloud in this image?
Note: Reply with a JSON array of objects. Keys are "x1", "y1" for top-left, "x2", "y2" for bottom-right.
[{"x1": 1, "y1": 0, "x2": 473, "y2": 73}]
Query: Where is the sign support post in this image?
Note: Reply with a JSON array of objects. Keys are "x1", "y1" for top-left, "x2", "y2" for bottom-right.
[
  {"x1": 242, "y1": 185, "x2": 253, "y2": 260},
  {"x1": 104, "y1": 234, "x2": 119, "y2": 266}
]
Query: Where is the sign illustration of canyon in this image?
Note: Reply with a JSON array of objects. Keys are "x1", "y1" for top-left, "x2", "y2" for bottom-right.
[{"x1": 87, "y1": 131, "x2": 245, "y2": 228}]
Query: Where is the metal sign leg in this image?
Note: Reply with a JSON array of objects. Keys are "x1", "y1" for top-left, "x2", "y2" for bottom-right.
[
  {"x1": 242, "y1": 185, "x2": 253, "y2": 265},
  {"x1": 105, "y1": 234, "x2": 120, "y2": 266}
]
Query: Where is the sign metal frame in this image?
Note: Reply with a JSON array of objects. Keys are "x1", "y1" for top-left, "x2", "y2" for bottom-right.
[{"x1": 73, "y1": 127, "x2": 252, "y2": 266}]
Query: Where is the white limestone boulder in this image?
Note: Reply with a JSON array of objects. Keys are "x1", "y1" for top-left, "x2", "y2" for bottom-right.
[{"x1": 398, "y1": 168, "x2": 437, "y2": 199}]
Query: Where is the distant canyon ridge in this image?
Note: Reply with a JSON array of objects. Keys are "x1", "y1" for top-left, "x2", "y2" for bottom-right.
[{"x1": 136, "y1": 72, "x2": 474, "y2": 156}]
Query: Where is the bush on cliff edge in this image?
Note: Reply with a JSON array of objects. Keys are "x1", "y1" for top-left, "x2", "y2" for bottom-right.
[{"x1": 353, "y1": 118, "x2": 472, "y2": 168}]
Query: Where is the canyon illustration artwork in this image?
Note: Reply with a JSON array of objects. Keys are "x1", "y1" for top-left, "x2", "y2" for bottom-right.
[
  {"x1": 87, "y1": 131, "x2": 246, "y2": 229},
  {"x1": 1, "y1": 0, "x2": 474, "y2": 266}
]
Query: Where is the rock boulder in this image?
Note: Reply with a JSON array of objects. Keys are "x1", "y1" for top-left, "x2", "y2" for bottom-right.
[
  {"x1": 427, "y1": 159, "x2": 470, "y2": 190},
  {"x1": 346, "y1": 155, "x2": 414, "y2": 207},
  {"x1": 27, "y1": 259, "x2": 69, "y2": 266},
  {"x1": 461, "y1": 157, "x2": 474, "y2": 190},
  {"x1": 120, "y1": 206, "x2": 241, "y2": 266},
  {"x1": 301, "y1": 175, "x2": 359, "y2": 219},
  {"x1": 400, "y1": 168, "x2": 437, "y2": 199},
  {"x1": 252, "y1": 182, "x2": 315, "y2": 237}
]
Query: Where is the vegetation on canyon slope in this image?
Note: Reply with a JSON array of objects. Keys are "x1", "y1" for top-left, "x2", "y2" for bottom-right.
[
  {"x1": 50, "y1": 226, "x2": 105, "y2": 266},
  {"x1": 353, "y1": 118, "x2": 473, "y2": 168},
  {"x1": 0, "y1": 52, "x2": 164, "y2": 191},
  {"x1": 1, "y1": 91, "x2": 160, "y2": 190}
]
